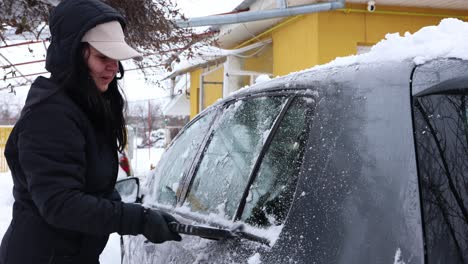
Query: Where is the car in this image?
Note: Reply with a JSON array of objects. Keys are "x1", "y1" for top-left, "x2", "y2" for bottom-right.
[{"x1": 117, "y1": 57, "x2": 468, "y2": 264}]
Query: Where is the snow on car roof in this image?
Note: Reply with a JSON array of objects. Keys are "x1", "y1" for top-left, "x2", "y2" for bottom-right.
[
  {"x1": 323, "y1": 18, "x2": 468, "y2": 69},
  {"x1": 227, "y1": 18, "x2": 468, "y2": 98}
]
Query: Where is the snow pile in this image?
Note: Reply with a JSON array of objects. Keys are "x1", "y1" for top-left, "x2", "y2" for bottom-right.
[
  {"x1": 255, "y1": 74, "x2": 271, "y2": 84},
  {"x1": 323, "y1": 18, "x2": 468, "y2": 69}
]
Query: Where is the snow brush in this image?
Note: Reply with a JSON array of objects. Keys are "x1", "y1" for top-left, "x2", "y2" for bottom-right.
[{"x1": 167, "y1": 222, "x2": 270, "y2": 246}]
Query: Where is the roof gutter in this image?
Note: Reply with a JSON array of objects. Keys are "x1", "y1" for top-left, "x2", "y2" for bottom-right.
[
  {"x1": 176, "y1": 0, "x2": 345, "y2": 28},
  {"x1": 162, "y1": 39, "x2": 272, "y2": 80}
]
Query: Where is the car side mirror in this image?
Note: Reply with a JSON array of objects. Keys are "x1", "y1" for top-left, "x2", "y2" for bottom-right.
[{"x1": 115, "y1": 177, "x2": 140, "y2": 203}]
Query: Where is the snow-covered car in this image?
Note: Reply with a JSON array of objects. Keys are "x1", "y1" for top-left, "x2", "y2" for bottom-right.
[{"x1": 117, "y1": 56, "x2": 467, "y2": 264}]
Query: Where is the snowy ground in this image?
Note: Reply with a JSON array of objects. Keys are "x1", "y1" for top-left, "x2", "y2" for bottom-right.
[{"x1": 0, "y1": 147, "x2": 165, "y2": 264}]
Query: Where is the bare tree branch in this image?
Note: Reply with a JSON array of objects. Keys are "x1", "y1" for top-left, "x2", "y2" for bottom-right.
[{"x1": 0, "y1": 0, "x2": 212, "y2": 70}]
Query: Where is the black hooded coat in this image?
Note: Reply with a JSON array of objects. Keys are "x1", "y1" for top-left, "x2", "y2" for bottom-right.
[{"x1": 0, "y1": 1, "x2": 144, "y2": 263}]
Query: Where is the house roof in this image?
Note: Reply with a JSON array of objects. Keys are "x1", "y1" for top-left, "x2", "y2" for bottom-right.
[{"x1": 164, "y1": 39, "x2": 272, "y2": 79}]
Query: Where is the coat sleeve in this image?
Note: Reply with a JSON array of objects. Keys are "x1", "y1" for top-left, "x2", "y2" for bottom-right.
[{"x1": 17, "y1": 103, "x2": 143, "y2": 236}]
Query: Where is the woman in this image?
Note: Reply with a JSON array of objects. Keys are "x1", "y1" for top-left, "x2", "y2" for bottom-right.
[{"x1": 0, "y1": 0, "x2": 181, "y2": 263}]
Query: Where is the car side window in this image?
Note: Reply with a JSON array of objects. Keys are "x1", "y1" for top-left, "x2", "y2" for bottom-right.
[
  {"x1": 241, "y1": 97, "x2": 313, "y2": 226},
  {"x1": 413, "y1": 93, "x2": 468, "y2": 263},
  {"x1": 183, "y1": 96, "x2": 287, "y2": 219},
  {"x1": 149, "y1": 110, "x2": 216, "y2": 206}
]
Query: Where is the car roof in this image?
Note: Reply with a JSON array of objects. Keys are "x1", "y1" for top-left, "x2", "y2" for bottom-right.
[{"x1": 204, "y1": 59, "x2": 415, "y2": 109}]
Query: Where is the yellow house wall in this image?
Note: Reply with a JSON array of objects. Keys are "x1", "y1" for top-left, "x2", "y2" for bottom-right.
[
  {"x1": 202, "y1": 66, "x2": 224, "y2": 109},
  {"x1": 317, "y1": 4, "x2": 468, "y2": 64},
  {"x1": 270, "y1": 4, "x2": 468, "y2": 75},
  {"x1": 242, "y1": 43, "x2": 274, "y2": 86},
  {"x1": 188, "y1": 66, "x2": 226, "y2": 118},
  {"x1": 190, "y1": 69, "x2": 201, "y2": 119},
  {"x1": 0, "y1": 126, "x2": 13, "y2": 172},
  {"x1": 272, "y1": 14, "x2": 319, "y2": 76}
]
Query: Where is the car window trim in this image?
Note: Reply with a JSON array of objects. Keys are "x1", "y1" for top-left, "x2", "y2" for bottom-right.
[
  {"x1": 414, "y1": 76, "x2": 468, "y2": 97},
  {"x1": 409, "y1": 65, "x2": 430, "y2": 264},
  {"x1": 146, "y1": 108, "x2": 219, "y2": 207},
  {"x1": 214, "y1": 88, "x2": 315, "y2": 109},
  {"x1": 164, "y1": 107, "x2": 218, "y2": 150},
  {"x1": 175, "y1": 108, "x2": 223, "y2": 205},
  {"x1": 234, "y1": 95, "x2": 315, "y2": 222}
]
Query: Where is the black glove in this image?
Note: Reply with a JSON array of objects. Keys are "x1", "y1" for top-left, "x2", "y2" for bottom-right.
[{"x1": 142, "y1": 208, "x2": 182, "y2": 244}]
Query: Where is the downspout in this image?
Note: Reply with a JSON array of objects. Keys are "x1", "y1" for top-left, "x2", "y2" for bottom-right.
[
  {"x1": 199, "y1": 75, "x2": 204, "y2": 113},
  {"x1": 170, "y1": 77, "x2": 176, "y2": 98},
  {"x1": 176, "y1": 0, "x2": 345, "y2": 28}
]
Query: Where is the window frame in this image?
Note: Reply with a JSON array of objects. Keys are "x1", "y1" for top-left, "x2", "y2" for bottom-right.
[
  {"x1": 411, "y1": 73, "x2": 468, "y2": 264},
  {"x1": 176, "y1": 89, "x2": 316, "y2": 224},
  {"x1": 235, "y1": 95, "x2": 315, "y2": 223},
  {"x1": 146, "y1": 106, "x2": 221, "y2": 206}
]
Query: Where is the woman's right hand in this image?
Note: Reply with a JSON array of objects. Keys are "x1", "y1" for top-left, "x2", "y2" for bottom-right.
[{"x1": 142, "y1": 208, "x2": 182, "y2": 243}]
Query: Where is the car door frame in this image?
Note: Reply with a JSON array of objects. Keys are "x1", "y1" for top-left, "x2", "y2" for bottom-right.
[{"x1": 165, "y1": 88, "x2": 317, "y2": 229}]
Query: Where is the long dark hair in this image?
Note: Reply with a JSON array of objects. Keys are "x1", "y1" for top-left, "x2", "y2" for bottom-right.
[{"x1": 53, "y1": 43, "x2": 127, "y2": 152}]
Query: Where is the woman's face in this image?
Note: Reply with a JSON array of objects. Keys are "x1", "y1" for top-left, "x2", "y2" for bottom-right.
[{"x1": 84, "y1": 45, "x2": 119, "y2": 93}]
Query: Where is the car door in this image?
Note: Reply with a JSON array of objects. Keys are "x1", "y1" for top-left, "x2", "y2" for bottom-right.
[
  {"x1": 123, "y1": 92, "x2": 315, "y2": 263},
  {"x1": 122, "y1": 108, "x2": 218, "y2": 263}
]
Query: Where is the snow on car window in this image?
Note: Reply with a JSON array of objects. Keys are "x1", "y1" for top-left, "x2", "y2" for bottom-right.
[
  {"x1": 148, "y1": 110, "x2": 216, "y2": 206},
  {"x1": 241, "y1": 97, "x2": 313, "y2": 227},
  {"x1": 183, "y1": 96, "x2": 287, "y2": 219},
  {"x1": 174, "y1": 204, "x2": 284, "y2": 246}
]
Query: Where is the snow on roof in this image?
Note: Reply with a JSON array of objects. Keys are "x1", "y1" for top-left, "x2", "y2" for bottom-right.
[{"x1": 318, "y1": 18, "x2": 468, "y2": 70}]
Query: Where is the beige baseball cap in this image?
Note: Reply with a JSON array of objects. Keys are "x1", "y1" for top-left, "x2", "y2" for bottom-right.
[{"x1": 81, "y1": 21, "x2": 143, "y2": 61}]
